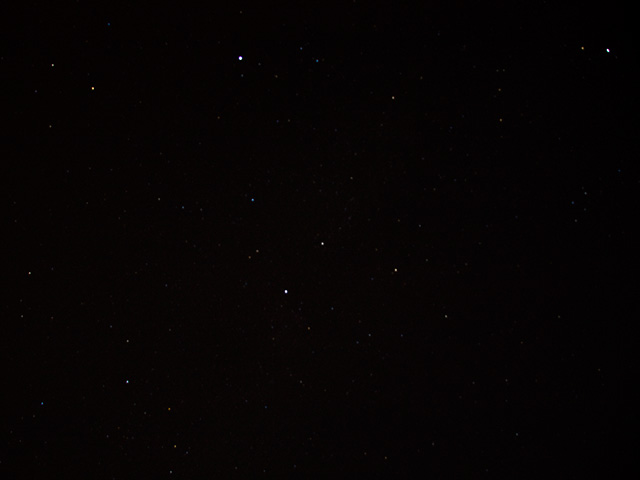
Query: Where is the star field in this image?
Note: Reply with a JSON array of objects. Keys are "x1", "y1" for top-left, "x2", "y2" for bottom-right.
[{"x1": 3, "y1": 2, "x2": 636, "y2": 478}]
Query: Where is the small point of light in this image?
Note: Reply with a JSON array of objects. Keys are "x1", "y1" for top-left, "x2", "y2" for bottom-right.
[
  {"x1": 284, "y1": 289, "x2": 288, "y2": 294},
  {"x1": 125, "y1": 380, "x2": 129, "y2": 384},
  {"x1": 606, "y1": 48, "x2": 610, "y2": 53},
  {"x1": 238, "y1": 56, "x2": 243, "y2": 61},
  {"x1": 91, "y1": 86, "x2": 95, "y2": 91},
  {"x1": 251, "y1": 198, "x2": 255, "y2": 202},
  {"x1": 40, "y1": 402, "x2": 44, "y2": 406},
  {"x1": 51, "y1": 63, "x2": 54, "y2": 67}
]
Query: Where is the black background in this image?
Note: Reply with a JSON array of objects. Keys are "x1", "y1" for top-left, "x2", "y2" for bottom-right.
[{"x1": 3, "y1": 1, "x2": 637, "y2": 477}]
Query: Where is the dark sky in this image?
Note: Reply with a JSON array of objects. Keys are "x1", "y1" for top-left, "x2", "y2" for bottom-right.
[{"x1": 4, "y1": 1, "x2": 636, "y2": 477}]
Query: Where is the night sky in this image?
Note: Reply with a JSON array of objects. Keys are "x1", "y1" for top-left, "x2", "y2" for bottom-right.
[{"x1": 4, "y1": 2, "x2": 636, "y2": 477}]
